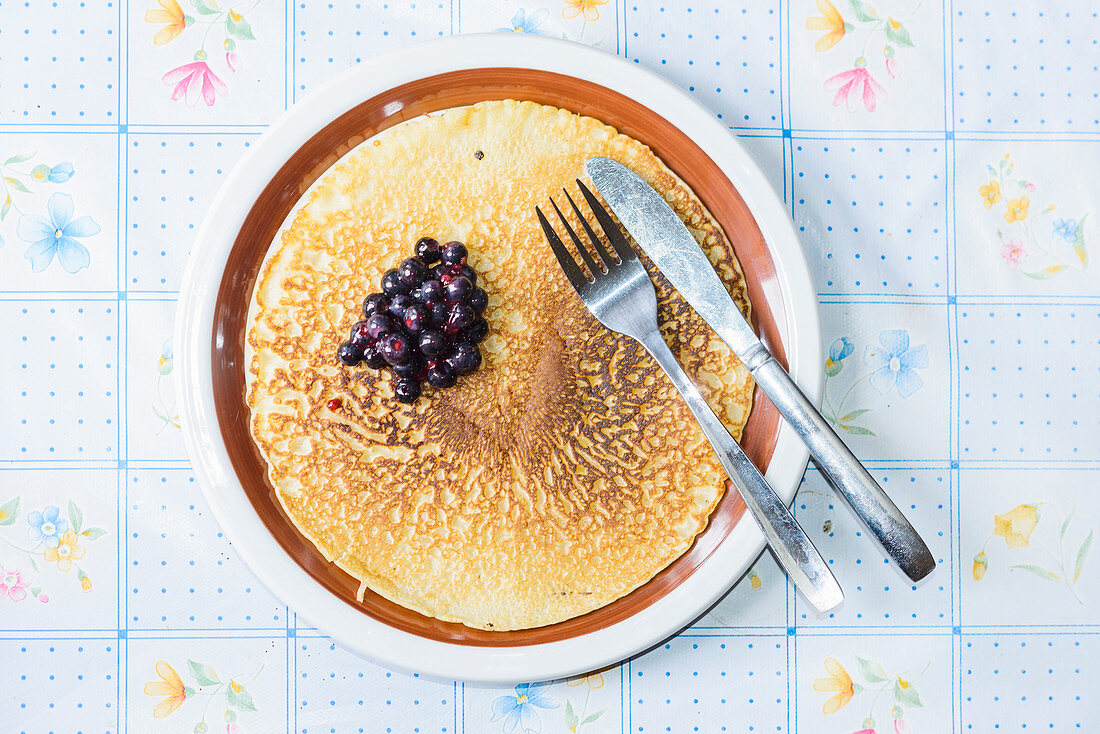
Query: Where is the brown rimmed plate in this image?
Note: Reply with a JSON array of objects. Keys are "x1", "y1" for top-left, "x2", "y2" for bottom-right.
[{"x1": 177, "y1": 33, "x2": 821, "y2": 683}]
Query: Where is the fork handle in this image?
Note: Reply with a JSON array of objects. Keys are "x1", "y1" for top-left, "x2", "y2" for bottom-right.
[
  {"x1": 752, "y1": 357, "x2": 937, "y2": 582},
  {"x1": 639, "y1": 331, "x2": 844, "y2": 613}
]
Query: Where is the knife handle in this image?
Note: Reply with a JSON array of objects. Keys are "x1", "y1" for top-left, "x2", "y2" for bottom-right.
[{"x1": 751, "y1": 357, "x2": 937, "y2": 582}]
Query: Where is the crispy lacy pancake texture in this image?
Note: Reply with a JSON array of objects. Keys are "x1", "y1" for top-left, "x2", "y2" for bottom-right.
[{"x1": 246, "y1": 100, "x2": 753, "y2": 630}]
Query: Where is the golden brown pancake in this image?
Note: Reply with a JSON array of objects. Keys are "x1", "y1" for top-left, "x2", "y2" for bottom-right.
[{"x1": 246, "y1": 100, "x2": 753, "y2": 630}]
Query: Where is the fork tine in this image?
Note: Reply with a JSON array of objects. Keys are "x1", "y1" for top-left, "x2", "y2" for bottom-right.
[
  {"x1": 563, "y1": 188, "x2": 618, "y2": 266},
  {"x1": 575, "y1": 178, "x2": 636, "y2": 264},
  {"x1": 550, "y1": 196, "x2": 605, "y2": 277},
  {"x1": 536, "y1": 206, "x2": 591, "y2": 290}
]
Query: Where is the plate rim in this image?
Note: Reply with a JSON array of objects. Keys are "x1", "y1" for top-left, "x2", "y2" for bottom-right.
[{"x1": 176, "y1": 33, "x2": 822, "y2": 683}]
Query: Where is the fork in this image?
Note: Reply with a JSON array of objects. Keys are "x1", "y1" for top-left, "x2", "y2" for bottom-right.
[{"x1": 537, "y1": 181, "x2": 844, "y2": 613}]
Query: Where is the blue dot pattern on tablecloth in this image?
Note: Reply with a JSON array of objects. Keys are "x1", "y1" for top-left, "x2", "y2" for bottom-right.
[
  {"x1": 1, "y1": 640, "x2": 117, "y2": 734},
  {"x1": 5, "y1": 302, "x2": 117, "y2": 460},
  {"x1": 0, "y1": 2, "x2": 118, "y2": 123},
  {"x1": 953, "y1": 4, "x2": 1100, "y2": 132},
  {"x1": 794, "y1": 141, "x2": 946, "y2": 295},
  {"x1": 126, "y1": 136, "x2": 256, "y2": 292},
  {"x1": 958, "y1": 306, "x2": 1100, "y2": 460}
]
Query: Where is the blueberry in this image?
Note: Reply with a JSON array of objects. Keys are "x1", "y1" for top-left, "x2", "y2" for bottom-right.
[
  {"x1": 362, "y1": 293, "x2": 389, "y2": 318},
  {"x1": 441, "y1": 241, "x2": 467, "y2": 264},
  {"x1": 387, "y1": 293, "x2": 412, "y2": 319},
  {"x1": 349, "y1": 320, "x2": 373, "y2": 346},
  {"x1": 393, "y1": 378, "x2": 421, "y2": 404},
  {"x1": 428, "y1": 300, "x2": 450, "y2": 328},
  {"x1": 459, "y1": 265, "x2": 477, "y2": 286},
  {"x1": 469, "y1": 287, "x2": 488, "y2": 314},
  {"x1": 403, "y1": 303, "x2": 429, "y2": 333},
  {"x1": 418, "y1": 329, "x2": 448, "y2": 357},
  {"x1": 426, "y1": 361, "x2": 457, "y2": 389},
  {"x1": 365, "y1": 313, "x2": 395, "y2": 340},
  {"x1": 399, "y1": 257, "x2": 428, "y2": 287},
  {"x1": 415, "y1": 237, "x2": 441, "y2": 264},
  {"x1": 337, "y1": 342, "x2": 363, "y2": 366},
  {"x1": 467, "y1": 317, "x2": 489, "y2": 343},
  {"x1": 392, "y1": 354, "x2": 422, "y2": 378},
  {"x1": 419, "y1": 278, "x2": 444, "y2": 303},
  {"x1": 361, "y1": 343, "x2": 386, "y2": 369},
  {"x1": 380, "y1": 332, "x2": 412, "y2": 365},
  {"x1": 447, "y1": 341, "x2": 481, "y2": 375},
  {"x1": 445, "y1": 303, "x2": 474, "y2": 333},
  {"x1": 445, "y1": 275, "x2": 473, "y2": 303},
  {"x1": 380, "y1": 268, "x2": 408, "y2": 296}
]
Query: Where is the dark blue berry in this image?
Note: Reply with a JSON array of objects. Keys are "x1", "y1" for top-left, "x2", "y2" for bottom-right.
[
  {"x1": 426, "y1": 362, "x2": 457, "y2": 388},
  {"x1": 467, "y1": 317, "x2": 489, "y2": 343},
  {"x1": 349, "y1": 320, "x2": 373, "y2": 346},
  {"x1": 445, "y1": 303, "x2": 474, "y2": 334},
  {"x1": 393, "y1": 378, "x2": 421, "y2": 404},
  {"x1": 445, "y1": 275, "x2": 473, "y2": 303},
  {"x1": 459, "y1": 265, "x2": 477, "y2": 286},
  {"x1": 403, "y1": 303, "x2": 429, "y2": 333},
  {"x1": 365, "y1": 313, "x2": 395, "y2": 340},
  {"x1": 361, "y1": 343, "x2": 386, "y2": 369},
  {"x1": 419, "y1": 278, "x2": 444, "y2": 303},
  {"x1": 337, "y1": 342, "x2": 363, "y2": 366},
  {"x1": 380, "y1": 268, "x2": 408, "y2": 296},
  {"x1": 380, "y1": 332, "x2": 411, "y2": 365},
  {"x1": 392, "y1": 354, "x2": 422, "y2": 378},
  {"x1": 362, "y1": 293, "x2": 389, "y2": 318},
  {"x1": 418, "y1": 329, "x2": 448, "y2": 358},
  {"x1": 441, "y1": 241, "x2": 467, "y2": 264},
  {"x1": 398, "y1": 257, "x2": 428, "y2": 287},
  {"x1": 447, "y1": 341, "x2": 481, "y2": 375},
  {"x1": 387, "y1": 293, "x2": 412, "y2": 319},
  {"x1": 428, "y1": 301, "x2": 449, "y2": 328},
  {"x1": 415, "y1": 237, "x2": 441, "y2": 264},
  {"x1": 469, "y1": 287, "x2": 488, "y2": 314}
]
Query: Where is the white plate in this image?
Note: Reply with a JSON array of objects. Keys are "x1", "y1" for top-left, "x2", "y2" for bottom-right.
[{"x1": 176, "y1": 33, "x2": 821, "y2": 683}]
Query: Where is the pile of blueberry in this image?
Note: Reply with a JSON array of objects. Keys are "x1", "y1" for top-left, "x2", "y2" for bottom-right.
[{"x1": 336, "y1": 238, "x2": 489, "y2": 403}]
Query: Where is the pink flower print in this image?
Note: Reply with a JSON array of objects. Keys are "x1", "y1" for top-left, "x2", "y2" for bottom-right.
[
  {"x1": 1024, "y1": 182, "x2": 1036, "y2": 192},
  {"x1": 886, "y1": 56, "x2": 901, "y2": 78},
  {"x1": 162, "y1": 61, "x2": 228, "y2": 107},
  {"x1": 1001, "y1": 238, "x2": 1027, "y2": 268},
  {"x1": 0, "y1": 568, "x2": 29, "y2": 602},
  {"x1": 824, "y1": 65, "x2": 888, "y2": 112},
  {"x1": 226, "y1": 51, "x2": 242, "y2": 73},
  {"x1": 226, "y1": 724, "x2": 240, "y2": 734},
  {"x1": 38, "y1": 592, "x2": 50, "y2": 603},
  {"x1": 894, "y1": 718, "x2": 912, "y2": 734}
]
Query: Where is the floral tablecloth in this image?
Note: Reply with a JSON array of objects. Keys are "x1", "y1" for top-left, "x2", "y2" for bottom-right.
[{"x1": 2, "y1": 1, "x2": 1097, "y2": 732}]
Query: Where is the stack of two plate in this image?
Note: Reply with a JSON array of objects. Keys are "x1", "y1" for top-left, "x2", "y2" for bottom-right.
[{"x1": 176, "y1": 33, "x2": 821, "y2": 683}]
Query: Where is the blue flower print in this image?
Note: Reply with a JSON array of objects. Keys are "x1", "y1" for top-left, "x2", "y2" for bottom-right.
[
  {"x1": 491, "y1": 682, "x2": 558, "y2": 733},
  {"x1": 17, "y1": 192, "x2": 99, "y2": 273},
  {"x1": 1053, "y1": 217, "x2": 1079, "y2": 243},
  {"x1": 27, "y1": 505, "x2": 68, "y2": 548},
  {"x1": 30, "y1": 161, "x2": 75, "y2": 184},
  {"x1": 496, "y1": 8, "x2": 550, "y2": 34},
  {"x1": 828, "y1": 336, "x2": 854, "y2": 363},
  {"x1": 863, "y1": 329, "x2": 928, "y2": 398}
]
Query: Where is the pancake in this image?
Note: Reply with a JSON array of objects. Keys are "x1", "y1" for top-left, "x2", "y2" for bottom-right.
[{"x1": 246, "y1": 99, "x2": 754, "y2": 631}]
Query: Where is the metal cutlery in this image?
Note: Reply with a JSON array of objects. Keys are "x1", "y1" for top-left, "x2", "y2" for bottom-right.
[
  {"x1": 537, "y1": 181, "x2": 844, "y2": 613},
  {"x1": 584, "y1": 156, "x2": 936, "y2": 583}
]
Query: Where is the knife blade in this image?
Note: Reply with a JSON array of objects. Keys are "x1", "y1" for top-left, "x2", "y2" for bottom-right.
[{"x1": 585, "y1": 156, "x2": 936, "y2": 582}]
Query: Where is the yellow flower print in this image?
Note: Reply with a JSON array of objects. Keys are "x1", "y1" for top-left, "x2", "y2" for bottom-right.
[
  {"x1": 994, "y1": 504, "x2": 1038, "y2": 548},
  {"x1": 806, "y1": 0, "x2": 848, "y2": 53},
  {"x1": 145, "y1": 0, "x2": 188, "y2": 46},
  {"x1": 813, "y1": 657, "x2": 854, "y2": 714},
  {"x1": 1004, "y1": 195, "x2": 1030, "y2": 223},
  {"x1": 566, "y1": 671, "x2": 605, "y2": 689},
  {"x1": 979, "y1": 180, "x2": 1001, "y2": 209},
  {"x1": 43, "y1": 529, "x2": 85, "y2": 572},
  {"x1": 145, "y1": 660, "x2": 188, "y2": 718},
  {"x1": 972, "y1": 551, "x2": 988, "y2": 580},
  {"x1": 749, "y1": 569, "x2": 762, "y2": 589},
  {"x1": 80, "y1": 575, "x2": 93, "y2": 591},
  {"x1": 563, "y1": 0, "x2": 607, "y2": 22}
]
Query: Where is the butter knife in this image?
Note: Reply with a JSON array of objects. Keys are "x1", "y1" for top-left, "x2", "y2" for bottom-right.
[{"x1": 586, "y1": 156, "x2": 936, "y2": 583}]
